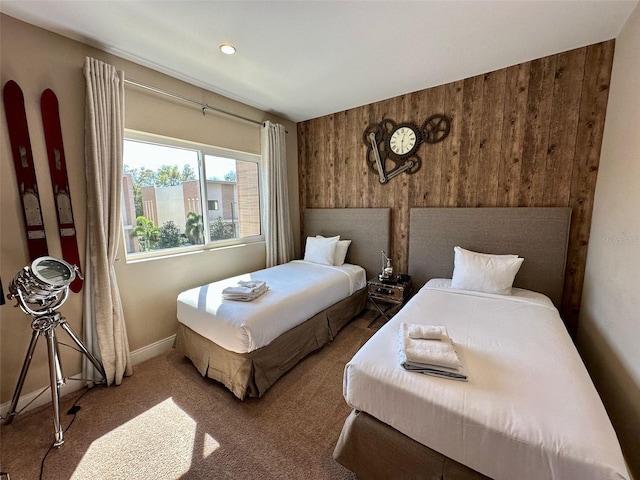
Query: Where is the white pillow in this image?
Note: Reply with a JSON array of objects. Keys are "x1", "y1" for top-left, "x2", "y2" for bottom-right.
[
  {"x1": 333, "y1": 240, "x2": 352, "y2": 266},
  {"x1": 451, "y1": 246, "x2": 524, "y2": 295},
  {"x1": 304, "y1": 235, "x2": 340, "y2": 265},
  {"x1": 315, "y1": 235, "x2": 351, "y2": 266}
]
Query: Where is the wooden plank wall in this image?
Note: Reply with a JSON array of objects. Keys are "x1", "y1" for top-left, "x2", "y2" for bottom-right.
[{"x1": 298, "y1": 41, "x2": 615, "y2": 333}]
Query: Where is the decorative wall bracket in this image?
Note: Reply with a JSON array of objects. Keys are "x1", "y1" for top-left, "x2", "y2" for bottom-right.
[{"x1": 363, "y1": 114, "x2": 451, "y2": 184}]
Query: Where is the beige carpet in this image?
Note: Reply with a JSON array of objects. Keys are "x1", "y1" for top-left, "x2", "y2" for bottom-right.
[{"x1": 0, "y1": 311, "x2": 378, "y2": 480}]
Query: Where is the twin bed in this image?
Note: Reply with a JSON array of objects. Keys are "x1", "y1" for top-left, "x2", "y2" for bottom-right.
[
  {"x1": 175, "y1": 207, "x2": 630, "y2": 479},
  {"x1": 333, "y1": 208, "x2": 631, "y2": 480},
  {"x1": 175, "y1": 208, "x2": 390, "y2": 399}
]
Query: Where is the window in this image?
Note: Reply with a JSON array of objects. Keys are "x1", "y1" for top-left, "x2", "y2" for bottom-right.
[{"x1": 121, "y1": 131, "x2": 262, "y2": 260}]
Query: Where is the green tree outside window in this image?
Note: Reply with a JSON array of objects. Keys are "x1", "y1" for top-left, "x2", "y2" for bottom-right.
[{"x1": 133, "y1": 216, "x2": 159, "y2": 251}]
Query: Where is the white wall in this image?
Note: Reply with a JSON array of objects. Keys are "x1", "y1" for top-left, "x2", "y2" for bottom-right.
[
  {"x1": 0, "y1": 14, "x2": 299, "y2": 405},
  {"x1": 577, "y1": 3, "x2": 640, "y2": 477}
]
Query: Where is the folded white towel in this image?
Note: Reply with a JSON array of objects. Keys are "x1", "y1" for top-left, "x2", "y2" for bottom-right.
[
  {"x1": 237, "y1": 280, "x2": 267, "y2": 289},
  {"x1": 406, "y1": 324, "x2": 445, "y2": 340},
  {"x1": 223, "y1": 286, "x2": 256, "y2": 295},
  {"x1": 222, "y1": 290, "x2": 268, "y2": 301},
  {"x1": 222, "y1": 280, "x2": 269, "y2": 301},
  {"x1": 399, "y1": 323, "x2": 460, "y2": 370}
]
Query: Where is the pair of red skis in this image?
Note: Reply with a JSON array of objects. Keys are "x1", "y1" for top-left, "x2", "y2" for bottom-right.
[{"x1": 3, "y1": 80, "x2": 83, "y2": 292}]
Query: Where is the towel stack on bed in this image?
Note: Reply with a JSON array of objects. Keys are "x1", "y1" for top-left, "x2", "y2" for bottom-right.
[
  {"x1": 222, "y1": 280, "x2": 269, "y2": 302},
  {"x1": 398, "y1": 323, "x2": 467, "y2": 381}
]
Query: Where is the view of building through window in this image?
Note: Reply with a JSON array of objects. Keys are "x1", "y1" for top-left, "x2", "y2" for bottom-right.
[{"x1": 122, "y1": 136, "x2": 261, "y2": 258}]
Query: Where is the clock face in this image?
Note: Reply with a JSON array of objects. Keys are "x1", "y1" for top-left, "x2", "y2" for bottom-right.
[{"x1": 389, "y1": 126, "x2": 418, "y2": 157}]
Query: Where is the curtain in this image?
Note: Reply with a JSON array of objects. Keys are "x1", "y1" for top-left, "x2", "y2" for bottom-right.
[
  {"x1": 82, "y1": 57, "x2": 132, "y2": 386},
  {"x1": 261, "y1": 121, "x2": 294, "y2": 267}
]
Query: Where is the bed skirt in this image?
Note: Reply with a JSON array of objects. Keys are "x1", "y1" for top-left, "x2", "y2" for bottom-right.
[
  {"x1": 175, "y1": 288, "x2": 366, "y2": 400},
  {"x1": 333, "y1": 410, "x2": 491, "y2": 480}
]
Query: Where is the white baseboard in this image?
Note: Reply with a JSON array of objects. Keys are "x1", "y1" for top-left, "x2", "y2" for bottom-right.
[
  {"x1": 0, "y1": 373, "x2": 84, "y2": 420},
  {"x1": 130, "y1": 334, "x2": 176, "y2": 365},
  {"x1": 0, "y1": 335, "x2": 176, "y2": 420}
]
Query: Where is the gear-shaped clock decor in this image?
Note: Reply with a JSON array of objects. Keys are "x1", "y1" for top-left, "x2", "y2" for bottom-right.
[
  {"x1": 422, "y1": 114, "x2": 451, "y2": 143},
  {"x1": 363, "y1": 114, "x2": 451, "y2": 184}
]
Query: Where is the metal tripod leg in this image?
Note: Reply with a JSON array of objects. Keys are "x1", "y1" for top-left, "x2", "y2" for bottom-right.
[
  {"x1": 45, "y1": 327, "x2": 65, "y2": 447},
  {"x1": 2, "y1": 314, "x2": 106, "y2": 448},
  {"x1": 3, "y1": 329, "x2": 42, "y2": 426},
  {"x1": 58, "y1": 319, "x2": 107, "y2": 382}
]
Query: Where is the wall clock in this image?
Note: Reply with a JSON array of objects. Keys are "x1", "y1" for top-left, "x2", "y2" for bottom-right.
[
  {"x1": 363, "y1": 114, "x2": 451, "y2": 184},
  {"x1": 389, "y1": 123, "x2": 419, "y2": 158}
]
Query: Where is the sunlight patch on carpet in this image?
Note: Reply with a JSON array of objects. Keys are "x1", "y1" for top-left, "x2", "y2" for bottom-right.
[
  {"x1": 203, "y1": 432, "x2": 220, "y2": 457},
  {"x1": 71, "y1": 398, "x2": 219, "y2": 479}
]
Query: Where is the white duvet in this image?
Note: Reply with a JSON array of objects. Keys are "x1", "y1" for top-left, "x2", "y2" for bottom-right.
[
  {"x1": 177, "y1": 260, "x2": 366, "y2": 354},
  {"x1": 343, "y1": 279, "x2": 630, "y2": 480}
]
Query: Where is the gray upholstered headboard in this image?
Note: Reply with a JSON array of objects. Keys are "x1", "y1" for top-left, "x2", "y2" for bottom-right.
[
  {"x1": 304, "y1": 208, "x2": 390, "y2": 281},
  {"x1": 408, "y1": 208, "x2": 571, "y2": 308}
]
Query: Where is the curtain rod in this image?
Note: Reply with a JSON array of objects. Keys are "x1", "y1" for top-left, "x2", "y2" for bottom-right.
[{"x1": 124, "y1": 78, "x2": 263, "y2": 127}]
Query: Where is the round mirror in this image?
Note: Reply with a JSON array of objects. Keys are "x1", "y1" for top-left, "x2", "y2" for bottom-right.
[{"x1": 31, "y1": 257, "x2": 75, "y2": 287}]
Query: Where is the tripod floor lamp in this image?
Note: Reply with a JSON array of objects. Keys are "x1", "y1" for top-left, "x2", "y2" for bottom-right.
[{"x1": 2, "y1": 256, "x2": 106, "y2": 447}]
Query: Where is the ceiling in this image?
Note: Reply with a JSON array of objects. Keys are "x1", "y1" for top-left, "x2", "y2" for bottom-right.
[{"x1": 1, "y1": 1, "x2": 637, "y2": 123}]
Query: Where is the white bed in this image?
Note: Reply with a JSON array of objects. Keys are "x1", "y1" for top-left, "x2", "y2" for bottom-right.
[
  {"x1": 174, "y1": 207, "x2": 391, "y2": 399},
  {"x1": 177, "y1": 260, "x2": 366, "y2": 354},
  {"x1": 341, "y1": 279, "x2": 630, "y2": 480},
  {"x1": 333, "y1": 207, "x2": 631, "y2": 480}
]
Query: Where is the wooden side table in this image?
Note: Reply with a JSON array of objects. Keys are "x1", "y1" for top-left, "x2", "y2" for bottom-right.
[{"x1": 367, "y1": 278, "x2": 411, "y2": 328}]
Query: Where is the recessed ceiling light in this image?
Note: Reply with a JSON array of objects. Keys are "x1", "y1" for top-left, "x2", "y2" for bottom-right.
[{"x1": 219, "y1": 43, "x2": 236, "y2": 55}]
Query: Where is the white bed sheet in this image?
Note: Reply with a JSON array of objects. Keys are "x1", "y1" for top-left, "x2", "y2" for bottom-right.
[
  {"x1": 343, "y1": 279, "x2": 630, "y2": 480},
  {"x1": 177, "y1": 260, "x2": 365, "y2": 354}
]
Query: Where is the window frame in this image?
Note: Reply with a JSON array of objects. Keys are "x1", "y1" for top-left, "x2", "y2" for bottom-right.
[{"x1": 122, "y1": 130, "x2": 263, "y2": 263}]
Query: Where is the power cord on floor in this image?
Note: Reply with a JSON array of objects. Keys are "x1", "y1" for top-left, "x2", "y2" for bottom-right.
[{"x1": 38, "y1": 383, "x2": 103, "y2": 480}]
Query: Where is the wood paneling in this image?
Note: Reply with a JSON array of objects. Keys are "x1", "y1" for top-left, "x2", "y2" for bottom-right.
[{"x1": 298, "y1": 41, "x2": 615, "y2": 333}]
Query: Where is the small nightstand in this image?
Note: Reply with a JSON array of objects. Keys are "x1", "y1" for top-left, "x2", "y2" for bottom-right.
[{"x1": 367, "y1": 278, "x2": 412, "y2": 328}]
